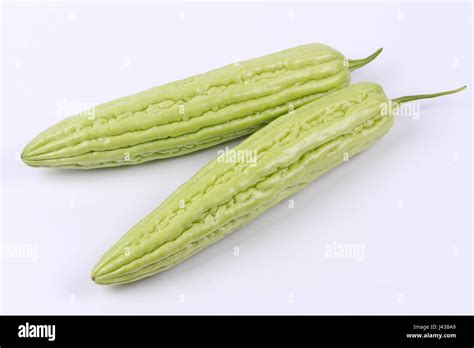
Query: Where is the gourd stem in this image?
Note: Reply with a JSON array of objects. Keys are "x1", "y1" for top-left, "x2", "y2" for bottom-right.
[
  {"x1": 392, "y1": 85, "x2": 467, "y2": 105},
  {"x1": 347, "y1": 48, "x2": 383, "y2": 71}
]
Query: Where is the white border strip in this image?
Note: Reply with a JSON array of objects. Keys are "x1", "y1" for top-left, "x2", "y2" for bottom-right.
[
  {"x1": 471, "y1": 0, "x2": 474, "y2": 316},
  {"x1": 0, "y1": 0, "x2": 4, "y2": 314},
  {"x1": 2, "y1": 0, "x2": 473, "y2": 3}
]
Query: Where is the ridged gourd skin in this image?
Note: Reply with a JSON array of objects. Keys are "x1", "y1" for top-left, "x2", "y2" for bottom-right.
[
  {"x1": 91, "y1": 82, "x2": 394, "y2": 285},
  {"x1": 21, "y1": 44, "x2": 366, "y2": 169}
]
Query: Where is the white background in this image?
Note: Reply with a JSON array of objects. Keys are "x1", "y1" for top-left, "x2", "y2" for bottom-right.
[{"x1": 1, "y1": 1, "x2": 472, "y2": 314}]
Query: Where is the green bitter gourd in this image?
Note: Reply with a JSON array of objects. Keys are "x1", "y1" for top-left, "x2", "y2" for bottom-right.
[
  {"x1": 21, "y1": 44, "x2": 382, "y2": 169},
  {"x1": 91, "y1": 82, "x2": 465, "y2": 284}
]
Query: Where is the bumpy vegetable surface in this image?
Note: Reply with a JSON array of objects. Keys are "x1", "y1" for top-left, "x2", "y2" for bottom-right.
[
  {"x1": 21, "y1": 44, "x2": 382, "y2": 169},
  {"x1": 91, "y1": 82, "x2": 465, "y2": 284}
]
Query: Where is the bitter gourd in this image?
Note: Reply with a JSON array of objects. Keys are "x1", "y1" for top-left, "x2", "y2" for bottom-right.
[
  {"x1": 21, "y1": 44, "x2": 382, "y2": 169},
  {"x1": 91, "y1": 82, "x2": 465, "y2": 284}
]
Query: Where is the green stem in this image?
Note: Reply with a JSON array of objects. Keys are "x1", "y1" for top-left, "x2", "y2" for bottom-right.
[
  {"x1": 392, "y1": 85, "x2": 467, "y2": 105},
  {"x1": 347, "y1": 48, "x2": 383, "y2": 71}
]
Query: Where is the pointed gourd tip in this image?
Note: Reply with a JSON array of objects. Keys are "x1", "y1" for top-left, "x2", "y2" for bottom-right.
[
  {"x1": 91, "y1": 271, "x2": 106, "y2": 285},
  {"x1": 21, "y1": 144, "x2": 36, "y2": 164},
  {"x1": 21, "y1": 154, "x2": 39, "y2": 168},
  {"x1": 91, "y1": 264, "x2": 102, "y2": 279},
  {"x1": 92, "y1": 271, "x2": 118, "y2": 286},
  {"x1": 21, "y1": 145, "x2": 29, "y2": 159},
  {"x1": 91, "y1": 257, "x2": 113, "y2": 284},
  {"x1": 20, "y1": 151, "x2": 33, "y2": 166}
]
